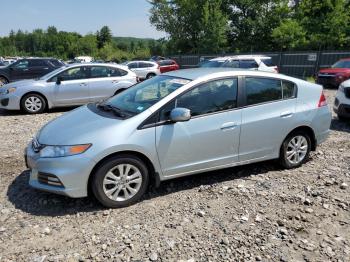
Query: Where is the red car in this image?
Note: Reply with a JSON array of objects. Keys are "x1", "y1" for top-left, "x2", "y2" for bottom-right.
[
  {"x1": 157, "y1": 59, "x2": 180, "y2": 73},
  {"x1": 316, "y1": 58, "x2": 350, "y2": 88}
]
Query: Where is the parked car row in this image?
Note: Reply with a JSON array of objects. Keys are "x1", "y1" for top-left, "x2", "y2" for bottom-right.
[{"x1": 123, "y1": 59, "x2": 179, "y2": 80}]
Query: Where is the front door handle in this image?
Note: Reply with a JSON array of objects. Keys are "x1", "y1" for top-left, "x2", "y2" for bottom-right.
[
  {"x1": 221, "y1": 122, "x2": 237, "y2": 130},
  {"x1": 80, "y1": 83, "x2": 87, "y2": 86},
  {"x1": 280, "y1": 111, "x2": 293, "y2": 118},
  {"x1": 112, "y1": 80, "x2": 119, "y2": 84}
]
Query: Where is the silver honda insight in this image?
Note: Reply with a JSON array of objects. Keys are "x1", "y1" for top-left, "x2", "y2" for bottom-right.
[{"x1": 26, "y1": 68, "x2": 331, "y2": 208}]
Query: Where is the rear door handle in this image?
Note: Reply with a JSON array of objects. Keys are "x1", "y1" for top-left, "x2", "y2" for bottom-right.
[
  {"x1": 221, "y1": 122, "x2": 237, "y2": 130},
  {"x1": 280, "y1": 111, "x2": 293, "y2": 118},
  {"x1": 80, "y1": 83, "x2": 87, "y2": 86},
  {"x1": 112, "y1": 80, "x2": 119, "y2": 83}
]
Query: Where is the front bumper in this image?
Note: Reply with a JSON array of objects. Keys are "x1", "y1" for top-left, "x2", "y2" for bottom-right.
[
  {"x1": 26, "y1": 144, "x2": 97, "y2": 198},
  {"x1": 0, "y1": 93, "x2": 21, "y2": 110}
]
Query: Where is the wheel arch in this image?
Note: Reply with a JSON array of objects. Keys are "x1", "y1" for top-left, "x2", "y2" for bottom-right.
[
  {"x1": 282, "y1": 125, "x2": 317, "y2": 152},
  {"x1": 20, "y1": 91, "x2": 50, "y2": 110},
  {"x1": 0, "y1": 75, "x2": 9, "y2": 83},
  {"x1": 87, "y1": 150, "x2": 160, "y2": 196}
]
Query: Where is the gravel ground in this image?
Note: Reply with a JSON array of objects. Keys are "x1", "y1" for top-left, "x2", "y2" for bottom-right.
[{"x1": 0, "y1": 89, "x2": 349, "y2": 262}]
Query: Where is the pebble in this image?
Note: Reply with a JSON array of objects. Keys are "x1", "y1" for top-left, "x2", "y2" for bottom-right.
[
  {"x1": 340, "y1": 183, "x2": 348, "y2": 189},
  {"x1": 43, "y1": 227, "x2": 51, "y2": 235},
  {"x1": 221, "y1": 237, "x2": 229, "y2": 245},
  {"x1": 305, "y1": 208, "x2": 314, "y2": 214},
  {"x1": 197, "y1": 210, "x2": 205, "y2": 217},
  {"x1": 149, "y1": 252, "x2": 158, "y2": 261}
]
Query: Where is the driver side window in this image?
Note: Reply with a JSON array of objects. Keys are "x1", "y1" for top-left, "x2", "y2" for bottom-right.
[
  {"x1": 159, "y1": 78, "x2": 238, "y2": 121},
  {"x1": 12, "y1": 60, "x2": 29, "y2": 69},
  {"x1": 51, "y1": 67, "x2": 88, "y2": 82}
]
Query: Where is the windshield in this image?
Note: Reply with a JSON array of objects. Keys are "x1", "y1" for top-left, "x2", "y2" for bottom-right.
[
  {"x1": 332, "y1": 60, "x2": 350, "y2": 69},
  {"x1": 102, "y1": 75, "x2": 191, "y2": 116},
  {"x1": 199, "y1": 60, "x2": 226, "y2": 68},
  {"x1": 39, "y1": 66, "x2": 67, "y2": 80}
]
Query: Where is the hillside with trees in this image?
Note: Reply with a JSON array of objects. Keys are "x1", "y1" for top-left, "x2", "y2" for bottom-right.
[{"x1": 0, "y1": 26, "x2": 166, "y2": 61}]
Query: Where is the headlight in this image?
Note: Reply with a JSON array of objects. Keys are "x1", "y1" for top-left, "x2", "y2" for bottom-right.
[
  {"x1": 339, "y1": 85, "x2": 344, "y2": 93},
  {"x1": 6, "y1": 87, "x2": 16, "y2": 94},
  {"x1": 39, "y1": 144, "x2": 91, "y2": 158}
]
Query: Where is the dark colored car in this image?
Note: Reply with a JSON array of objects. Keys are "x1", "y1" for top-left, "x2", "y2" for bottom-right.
[
  {"x1": 316, "y1": 58, "x2": 350, "y2": 88},
  {"x1": 157, "y1": 59, "x2": 180, "y2": 73},
  {"x1": 0, "y1": 58, "x2": 65, "y2": 86}
]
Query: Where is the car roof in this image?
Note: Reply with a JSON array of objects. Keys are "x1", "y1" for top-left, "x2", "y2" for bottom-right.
[
  {"x1": 163, "y1": 68, "x2": 280, "y2": 80},
  {"x1": 339, "y1": 58, "x2": 350, "y2": 61},
  {"x1": 127, "y1": 60, "x2": 156, "y2": 64},
  {"x1": 210, "y1": 55, "x2": 271, "y2": 61}
]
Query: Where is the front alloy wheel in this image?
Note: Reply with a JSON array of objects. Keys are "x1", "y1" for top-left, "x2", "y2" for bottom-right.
[
  {"x1": 92, "y1": 155, "x2": 149, "y2": 208},
  {"x1": 280, "y1": 132, "x2": 311, "y2": 169}
]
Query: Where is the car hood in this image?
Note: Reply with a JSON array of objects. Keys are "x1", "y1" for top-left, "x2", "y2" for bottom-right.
[
  {"x1": 38, "y1": 105, "x2": 124, "y2": 145},
  {"x1": 319, "y1": 68, "x2": 350, "y2": 74}
]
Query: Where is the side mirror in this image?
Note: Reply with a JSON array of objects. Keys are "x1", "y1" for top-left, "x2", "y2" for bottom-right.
[
  {"x1": 170, "y1": 107, "x2": 191, "y2": 122},
  {"x1": 56, "y1": 76, "x2": 63, "y2": 85}
]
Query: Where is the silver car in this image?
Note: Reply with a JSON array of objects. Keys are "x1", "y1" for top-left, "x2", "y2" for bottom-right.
[
  {"x1": 0, "y1": 63, "x2": 137, "y2": 114},
  {"x1": 26, "y1": 68, "x2": 331, "y2": 208}
]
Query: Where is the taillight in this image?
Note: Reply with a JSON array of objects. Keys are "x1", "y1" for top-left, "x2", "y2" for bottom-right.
[
  {"x1": 318, "y1": 91, "x2": 327, "y2": 107},
  {"x1": 274, "y1": 66, "x2": 279, "y2": 73},
  {"x1": 136, "y1": 76, "x2": 140, "y2": 83}
]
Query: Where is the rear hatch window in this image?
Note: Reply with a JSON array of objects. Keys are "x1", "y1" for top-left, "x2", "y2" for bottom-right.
[{"x1": 261, "y1": 58, "x2": 276, "y2": 67}]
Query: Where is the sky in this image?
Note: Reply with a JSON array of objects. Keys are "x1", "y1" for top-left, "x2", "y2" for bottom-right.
[{"x1": 0, "y1": 0, "x2": 166, "y2": 39}]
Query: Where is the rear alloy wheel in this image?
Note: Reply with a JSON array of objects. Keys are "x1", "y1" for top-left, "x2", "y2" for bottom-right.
[
  {"x1": 21, "y1": 94, "x2": 46, "y2": 114},
  {"x1": 0, "y1": 77, "x2": 8, "y2": 87},
  {"x1": 280, "y1": 132, "x2": 311, "y2": 169},
  {"x1": 92, "y1": 155, "x2": 149, "y2": 208}
]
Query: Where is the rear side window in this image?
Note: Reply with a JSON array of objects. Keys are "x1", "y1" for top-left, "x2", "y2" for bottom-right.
[
  {"x1": 282, "y1": 81, "x2": 296, "y2": 99},
  {"x1": 261, "y1": 58, "x2": 276, "y2": 67},
  {"x1": 139, "y1": 62, "x2": 154, "y2": 68},
  {"x1": 50, "y1": 59, "x2": 64, "y2": 67},
  {"x1": 128, "y1": 62, "x2": 138, "y2": 69},
  {"x1": 29, "y1": 60, "x2": 47, "y2": 66},
  {"x1": 223, "y1": 60, "x2": 239, "y2": 68},
  {"x1": 240, "y1": 60, "x2": 259, "y2": 69},
  {"x1": 90, "y1": 66, "x2": 110, "y2": 78},
  {"x1": 245, "y1": 77, "x2": 282, "y2": 105}
]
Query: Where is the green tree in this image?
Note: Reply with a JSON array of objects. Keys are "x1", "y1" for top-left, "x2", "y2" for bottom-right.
[
  {"x1": 297, "y1": 0, "x2": 350, "y2": 50},
  {"x1": 272, "y1": 19, "x2": 307, "y2": 50},
  {"x1": 96, "y1": 26, "x2": 112, "y2": 49},
  {"x1": 149, "y1": 0, "x2": 228, "y2": 54}
]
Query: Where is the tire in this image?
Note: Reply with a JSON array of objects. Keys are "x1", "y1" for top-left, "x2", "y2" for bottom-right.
[
  {"x1": 279, "y1": 131, "x2": 311, "y2": 169},
  {"x1": 338, "y1": 114, "x2": 349, "y2": 122},
  {"x1": 20, "y1": 93, "x2": 47, "y2": 114},
  {"x1": 146, "y1": 73, "x2": 156, "y2": 79},
  {"x1": 91, "y1": 154, "x2": 149, "y2": 208},
  {"x1": 0, "y1": 76, "x2": 8, "y2": 87}
]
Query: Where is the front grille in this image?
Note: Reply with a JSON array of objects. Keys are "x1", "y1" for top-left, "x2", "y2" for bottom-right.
[
  {"x1": 38, "y1": 172, "x2": 64, "y2": 188},
  {"x1": 344, "y1": 87, "x2": 350, "y2": 99}
]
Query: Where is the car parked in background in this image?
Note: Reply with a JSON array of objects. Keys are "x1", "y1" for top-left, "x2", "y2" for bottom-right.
[
  {"x1": 334, "y1": 79, "x2": 350, "y2": 120},
  {"x1": 157, "y1": 59, "x2": 180, "y2": 73},
  {"x1": 316, "y1": 58, "x2": 350, "y2": 88},
  {"x1": 124, "y1": 61, "x2": 160, "y2": 80},
  {"x1": 0, "y1": 63, "x2": 137, "y2": 114},
  {"x1": 199, "y1": 55, "x2": 278, "y2": 73},
  {"x1": 25, "y1": 68, "x2": 331, "y2": 208},
  {"x1": 0, "y1": 58, "x2": 65, "y2": 86}
]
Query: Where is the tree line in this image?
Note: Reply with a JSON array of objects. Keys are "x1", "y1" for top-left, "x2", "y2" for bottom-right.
[
  {"x1": 149, "y1": 0, "x2": 350, "y2": 54},
  {"x1": 1, "y1": 0, "x2": 349, "y2": 59},
  {"x1": 0, "y1": 26, "x2": 166, "y2": 61}
]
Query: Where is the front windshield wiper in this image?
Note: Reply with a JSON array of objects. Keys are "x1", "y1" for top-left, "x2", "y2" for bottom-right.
[{"x1": 97, "y1": 103, "x2": 131, "y2": 118}]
